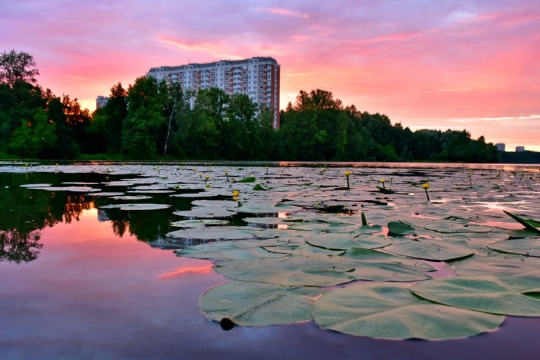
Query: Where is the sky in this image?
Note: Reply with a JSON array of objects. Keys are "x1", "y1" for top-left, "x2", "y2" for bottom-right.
[{"x1": 2, "y1": 0, "x2": 539, "y2": 151}]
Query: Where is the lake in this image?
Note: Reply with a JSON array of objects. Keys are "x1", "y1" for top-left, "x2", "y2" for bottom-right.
[{"x1": 1, "y1": 161, "x2": 539, "y2": 359}]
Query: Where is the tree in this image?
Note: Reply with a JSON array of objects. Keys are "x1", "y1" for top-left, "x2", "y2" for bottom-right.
[
  {"x1": 121, "y1": 76, "x2": 166, "y2": 158},
  {"x1": 0, "y1": 50, "x2": 40, "y2": 87},
  {"x1": 7, "y1": 108, "x2": 57, "y2": 158}
]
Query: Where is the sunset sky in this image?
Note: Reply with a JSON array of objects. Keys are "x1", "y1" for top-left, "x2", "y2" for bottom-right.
[{"x1": 2, "y1": 0, "x2": 539, "y2": 151}]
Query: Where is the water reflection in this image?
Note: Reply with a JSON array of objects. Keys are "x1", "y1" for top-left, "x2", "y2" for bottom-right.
[
  {"x1": 0, "y1": 171, "x2": 177, "y2": 263},
  {"x1": 0, "y1": 230, "x2": 43, "y2": 263}
]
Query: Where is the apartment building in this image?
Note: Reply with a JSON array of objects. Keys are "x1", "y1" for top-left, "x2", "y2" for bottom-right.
[{"x1": 147, "y1": 57, "x2": 280, "y2": 128}]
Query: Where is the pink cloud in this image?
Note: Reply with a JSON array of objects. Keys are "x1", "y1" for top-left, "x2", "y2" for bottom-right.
[{"x1": 261, "y1": 7, "x2": 310, "y2": 18}]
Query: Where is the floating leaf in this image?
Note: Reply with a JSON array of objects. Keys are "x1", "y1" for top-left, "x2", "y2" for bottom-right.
[
  {"x1": 312, "y1": 283, "x2": 503, "y2": 340},
  {"x1": 306, "y1": 233, "x2": 391, "y2": 250},
  {"x1": 199, "y1": 281, "x2": 323, "y2": 326},
  {"x1": 343, "y1": 248, "x2": 436, "y2": 281},
  {"x1": 388, "y1": 221, "x2": 416, "y2": 236},
  {"x1": 385, "y1": 238, "x2": 474, "y2": 261},
  {"x1": 410, "y1": 274, "x2": 540, "y2": 316},
  {"x1": 167, "y1": 226, "x2": 260, "y2": 242},
  {"x1": 173, "y1": 207, "x2": 237, "y2": 219},
  {"x1": 99, "y1": 203, "x2": 171, "y2": 211},
  {"x1": 170, "y1": 219, "x2": 229, "y2": 228},
  {"x1": 450, "y1": 253, "x2": 540, "y2": 277},
  {"x1": 487, "y1": 238, "x2": 540, "y2": 257},
  {"x1": 176, "y1": 239, "x2": 286, "y2": 260},
  {"x1": 110, "y1": 195, "x2": 152, "y2": 201},
  {"x1": 253, "y1": 184, "x2": 267, "y2": 191},
  {"x1": 238, "y1": 176, "x2": 256, "y2": 183},
  {"x1": 503, "y1": 211, "x2": 540, "y2": 233},
  {"x1": 215, "y1": 256, "x2": 356, "y2": 287}
]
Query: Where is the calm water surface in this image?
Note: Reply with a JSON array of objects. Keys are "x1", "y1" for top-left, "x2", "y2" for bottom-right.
[{"x1": 1, "y1": 162, "x2": 539, "y2": 359}]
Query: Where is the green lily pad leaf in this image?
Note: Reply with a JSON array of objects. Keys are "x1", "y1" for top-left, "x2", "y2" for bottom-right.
[
  {"x1": 306, "y1": 233, "x2": 391, "y2": 250},
  {"x1": 242, "y1": 217, "x2": 289, "y2": 228},
  {"x1": 41, "y1": 186, "x2": 101, "y2": 193},
  {"x1": 385, "y1": 238, "x2": 474, "y2": 261},
  {"x1": 344, "y1": 248, "x2": 435, "y2": 281},
  {"x1": 191, "y1": 200, "x2": 238, "y2": 208},
  {"x1": 20, "y1": 183, "x2": 53, "y2": 188},
  {"x1": 199, "y1": 281, "x2": 323, "y2": 326},
  {"x1": 176, "y1": 239, "x2": 287, "y2": 260},
  {"x1": 263, "y1": 242, "x2": 344, "y2": 257},
  {"x1": 487, "y1": 238, "x2": 540, "y2": 257},
  {"x1": 312, "y1": 283, "x2": 503, "y2": 340},
  {"x1": 388, "y1": 221, "x2": 416, "y2": 236},
  {"x1": 110, "y1": 195, "x2": 152, "y2": 201},
  {"x1": 357, "y1": 224, "x2": 383, "y2": 234},
  {"x1": 503, "y1": 211, "x2": 540, "y2": 233},
  {"x1": 170, "y1": 219, "x2": 229, "y2": 228},
  {"x1": 215, "y1": 257, "x2": 357, "y2": 287},
  {"x1": 253, "y1": 183, "x2": 267, "y2": 191},
  {"x1": 238, "y1": 176, "x2": 256, "y2": 183},
  {"x1": 167, "y1": 226, "x2": 260, "y2": 242},
  {"x1": 450, "y1": 253, "x2": 540, "y2": 277},
  {"x1": 424, "y1": 223, "x2": 492, "y2": 234},
  {"x1": 410, "y1": 275, "x2": 540, "y2": 316},
  {"x1": 173, "y1": 207, "x2": 237, "y2": 219},
  {"x1": 99, "y1": 203, "x2": 171, "y2": 211},
  {"x1": 87, "y1": 192, "x2": 125, "y2": 197}
]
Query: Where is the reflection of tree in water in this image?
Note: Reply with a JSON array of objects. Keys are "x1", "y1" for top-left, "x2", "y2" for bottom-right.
[
  {"x1": 0, "y1": 172, "x2": 97, "y2": 263},
  {"x1": 63, "y1": 195, "x2": 93, "y2": 223},
  {"x1": 0, "y1": 230, "x2": 43, "y2": 264},
  {"x1": 100, "y1": 207, "x2": 173, "y2": 243}
]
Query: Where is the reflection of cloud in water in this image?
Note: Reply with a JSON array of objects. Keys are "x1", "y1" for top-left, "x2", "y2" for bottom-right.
[{"x1": 157, "y1": 265, "x2": 213, "y2": 280}]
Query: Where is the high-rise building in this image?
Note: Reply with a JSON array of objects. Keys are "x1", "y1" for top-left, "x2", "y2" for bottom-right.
[
  {"x1": 96, "y1": 95, "x2": 109, "y2": 109},
  {"x1": 147, "y1": 57, "x2": 280, "y2": 128}
]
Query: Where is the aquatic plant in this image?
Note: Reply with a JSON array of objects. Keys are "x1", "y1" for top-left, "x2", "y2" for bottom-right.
[
  {"x1": 422, "y1": 182, "x2": 430, "y2": 201},
  {"x1": 344, "y1": 171, "x2": 351, "y2": 190}
]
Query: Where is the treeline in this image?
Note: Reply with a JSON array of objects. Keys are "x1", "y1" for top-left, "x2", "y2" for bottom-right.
[{"x1": 0, "y1": 50, "x2": 499, "y2": 162}]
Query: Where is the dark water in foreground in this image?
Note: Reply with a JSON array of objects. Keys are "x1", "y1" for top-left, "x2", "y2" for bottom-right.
[{"x1": 1, "y1": 163, "x2": 539, "y2": 359}]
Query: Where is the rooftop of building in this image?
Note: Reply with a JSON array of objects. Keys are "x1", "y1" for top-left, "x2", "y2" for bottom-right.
[{"x1": 148, "y1": 57, "x2": 279, "y2": 73}]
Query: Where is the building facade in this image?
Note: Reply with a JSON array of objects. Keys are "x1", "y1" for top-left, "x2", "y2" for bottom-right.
[
  {"x1": 96, "y1": 95, "x2": 109, "y2": 109},
  {"x1": 147, "y1": 57, "x2": 280, "y2": 128}
]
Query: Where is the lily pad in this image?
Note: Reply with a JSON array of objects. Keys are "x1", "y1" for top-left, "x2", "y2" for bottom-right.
[
  {"x1": 312, "y1": 283, "x2": 503, "y2": 340},
  {"x1": 110, "y1": 195, "x2": 152, "y2": 201},
  {"x1": 306, "y1": 233, "x2": 391, "y2": 250},
  {"x1": 385, "y1": 238, "x2": 474, "y2": 261},
  {"x1": 170, "y1": 219, "x2": 229, "y2": 228},
  {"x1": 167, "y1": 226, "x2": 260, "y2": 242},
  {"x1": 215, "y1": 256, "x2": 357, "y2": 287},
  {"x1": 410, "y1": 275, "x2": 540, "y2": 316},
  {"x1": 450, "y1": 253, "x2": 540, "y2": 277},
  {"x1": 503, "y1": 211, "x2": 540, "y2": 233},
  {"x1": 199, "y1": 281, "x2": 323, "y2": 326},
  {"x1": 176, "y1": 239, "x2": 287, "y2": 260},
  {"x1": 388, "y1": 221, "x2": 416, "y2": 236},
  {"x1": 99, "y1": 203, "x2": 171, "y2": 211},
  {"x1": 344, "y1": 248, "x2": 436, "y2": 281},
  {"x1": 487, "y1": 238, "x2": 540, "y2": 257},
  {"x1": 173, "y1": 207, "x2": 237, "y2": 219},
  {"x1": 238, "y1": 176, "x2": 256, "y2": 183}
]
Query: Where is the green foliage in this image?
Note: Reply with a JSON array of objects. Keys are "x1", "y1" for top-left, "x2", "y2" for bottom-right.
[{"x1": 7, "y1": 109, "x2": 57, "y2": 158}]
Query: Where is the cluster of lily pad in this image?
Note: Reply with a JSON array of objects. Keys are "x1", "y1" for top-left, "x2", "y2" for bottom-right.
[{"x1": 7, "y1": 161, "x2": 540, "y2": 340}]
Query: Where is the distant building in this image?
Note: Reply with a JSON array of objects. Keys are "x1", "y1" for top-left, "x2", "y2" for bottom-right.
[
  {"x1": 495, "y1": 143, "x2": 506, "y2": 151},
  {"x1": 147, "y1": 57, "x2": 281, "y2": 128},
  {"x1": 516, "y1": 146, "x2": 525, "y2": 152},
  {"x1": 96, "y1": 96, "x2": 109, "y2": 109}
]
